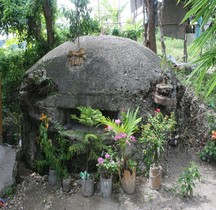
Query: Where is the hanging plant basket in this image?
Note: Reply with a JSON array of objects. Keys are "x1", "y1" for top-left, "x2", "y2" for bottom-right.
[{"x1": 68, "y1": 48, "x2": 86, "y2": 66}]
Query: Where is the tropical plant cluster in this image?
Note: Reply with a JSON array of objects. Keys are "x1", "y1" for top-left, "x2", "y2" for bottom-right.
[
  {"x1": 111, "y1": 26, "x2": 143, "y2": 41},
  {"x1": 100, "y1": 107, "x2": 142, "y2": 173},
  {"x1": 139, "y1": 109, "x2": 176, "y2": 171},
  {"x1": 35, "y1": 106, "x2": 205, "y2": 199},
  {"x1": 37, "y1": 107, "x2": 177, "y2": 178},
  {"x1": 178, "y1": 0, "x2": 216, "y2": 98},
  {"x1": 37, "y1": 113, "x2": 70, "y2": 178}
]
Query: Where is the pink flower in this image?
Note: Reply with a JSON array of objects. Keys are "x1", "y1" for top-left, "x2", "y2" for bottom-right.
[
  {"x1": 155, "y1": 109, "x2": 160, "y2": 113},
  {"x1": 114, "y1": 135, "x2": 121, "y2": 141},
  {"x1": 105, "y1": 153, "x2": 110, "y2": 159},
  {"x1": 105, "y1": 125, "x2": 113, "y2": 131},
  {"x1": 120, "y1": 132, "x2": 127, "y2": 138},
  {"x1": 130, "y1": 136, "x2": 136, "y2": 142},
  {"x1": 114, "y1": 132, "x2": 127, "y2": 141},
  {"x1": 115, "y1": 119, "x2": 121, "y2": 124},
  {"x1": 126, "y1": 140, "x2": 131, "y2": 145},
  {"x1": 98, "y1": 157, "x2": 104, "y2": 164}
]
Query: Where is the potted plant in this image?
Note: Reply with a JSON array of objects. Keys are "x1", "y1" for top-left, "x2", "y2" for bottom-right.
[
  {"x1": 66, "y1": 106, "x2": 107, "y2": 196},
  {"x1": 62, "y1": 172, "x2": 71, "y2": 192},
  {"x1": 139, "y1": 109, "x2": 176, "y2": 190},
  {"x1": 79, "y1": 171, "x2": 94, "y2": 197},
  {"x1": 100, "y1": 108, "x2": 142, "y2": 194},
  {"x1": 97, "y1": 150, "x2": 118, "y2": 197},
  {"x1": 37, "y1": 113, "x2": 68, "y2": 186}
]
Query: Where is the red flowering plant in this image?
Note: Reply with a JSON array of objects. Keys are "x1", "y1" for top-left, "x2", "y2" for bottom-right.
[
  {"x1": 37, "y1": 113, "x2": 67, "y2": 177},
  {"x1": 97, "y1": 150, "x2": 118, "y2": 179},
  {"x1": 100, "y1": 108, "x2": 142, "y2": 171},
  {"x1": 138, "y1": 109, "x2": 176, "y2": 171},
  {"x1": 199, "y1": 130, "x2": 216, "y2": 161}
]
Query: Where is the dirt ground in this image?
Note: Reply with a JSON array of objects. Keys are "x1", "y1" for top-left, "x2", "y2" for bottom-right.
[{"x1": 2, "y1": 146, "x2": 216, "y2": 210}]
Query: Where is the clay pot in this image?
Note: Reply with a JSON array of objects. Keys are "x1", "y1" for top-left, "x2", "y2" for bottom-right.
[
  {"x1": 121, "y1": 168, "x2": 136, "y2": 194},
  {"x1": 100, "y1": 174, "x2": 112, "y2": 198},
  {"x1": 81, "y1": 179, "x2": 94, "y2": 197},
  {"x1": 149, "y1": 164, "x2": 162, "y2": 190}
]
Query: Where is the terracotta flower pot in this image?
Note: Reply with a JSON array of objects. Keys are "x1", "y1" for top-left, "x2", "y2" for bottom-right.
[
  {"x1": 121, "y1": 168, "x2": 136, "y2": 194},
  {"x1": 149, "y1": 164, "x2": 162, "y2": 190}
]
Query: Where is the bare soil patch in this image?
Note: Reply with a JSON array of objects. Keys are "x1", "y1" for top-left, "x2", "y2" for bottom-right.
[{"x1": 2, "y1": 146, "x2": 216, "y2": 210}]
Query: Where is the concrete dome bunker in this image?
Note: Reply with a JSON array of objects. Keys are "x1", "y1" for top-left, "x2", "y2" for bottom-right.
[{"x1": 20, "y1": 35, "x2": 166, "y2": 166}]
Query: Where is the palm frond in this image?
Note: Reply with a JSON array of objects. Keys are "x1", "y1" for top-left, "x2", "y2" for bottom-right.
[{"x1": 123, "y1": 107, "x2": 142, "y2": 136}]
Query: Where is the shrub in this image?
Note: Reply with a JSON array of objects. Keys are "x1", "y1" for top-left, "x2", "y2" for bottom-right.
[
  {"x1": 175, "y1": 162, "x2": 201, "y2": 198},
  {"x1": 139, "y1": 110, "x2": 176, "y2": 171},
  {"x1": 199, "y1": 130, "x2": 216, "y2": 162}
]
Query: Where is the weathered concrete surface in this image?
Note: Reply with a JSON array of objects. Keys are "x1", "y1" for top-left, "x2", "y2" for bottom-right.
[
  {"x1": 21, "y1": 35, "x2": 162, "y2": 111},
  {"x1": 20, "y1": 35, "x2": 179, "y2": 167},
  {"x1": 0, "y1": 145, "x2": 16, "y2": 196}
]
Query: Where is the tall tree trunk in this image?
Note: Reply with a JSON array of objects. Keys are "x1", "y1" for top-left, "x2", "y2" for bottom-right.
[
  {"x1": 41, "y1": 0, "x2": 55, "y2": 48},
  {"x1": 143, "y1": 1, "x2": 148, "y2": 46},
  {"x1": 158, "y1": 2, "x2": 166, "y2": 58},
  {"x1": 145, "y1": 0, "x2": 157, "y2": 53}
]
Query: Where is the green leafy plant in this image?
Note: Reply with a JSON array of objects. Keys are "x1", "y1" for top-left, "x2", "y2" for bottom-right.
[
  {"x1": 128, "y1": 159, "x2": 137, "y2": 170},
  {"x1": 199, "y1": 130, "x2": 216, "y2": 161},
  {"x1": 178, "y1": 0, "x2": 216, "y2": 98},
  {"x1": 175, "y1": 162, "x2": 201, "y2": 198},
  {"x1": 71, "y1": 106, "x2": 104, "y2": 127},
  {"x1": 100, "y1": 107, "x2": 142, "y2": 171},
  {"x1": 99, "y1": 0, "x2": 128, "y2": 32},
  {"x1": 111, "y1": 19, "x2": 143, "y2": 41},
  {"x1": 36, "y1": 113, "x2": 69, "y2": 177},
  {"x1": 79, "y1": 171, "x2": 93, "y2": 180},
  {"x1": 139, "y1": 110, "x2": 176, "y2": 171},
  {"x1": 97, "y1": 148, "x2": 118, "y2": 179},
  {"x1": 3, "y1": 186, "x2": 15, "y2": 198},
  {"x1": 63, "y1": 0, "x2": 100, "y2": 48},
  {"x1": 67, "y1": 106, "x2": 107, "y2": 172}
]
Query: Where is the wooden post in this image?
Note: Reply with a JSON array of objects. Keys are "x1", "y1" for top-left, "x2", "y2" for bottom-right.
[
  {"x1": 158, "y1": 1, "x2": 166, "y2": 58},
  {"x1": 0, "y1": 74, "x2": 3, "y2": 144},
  {"x1": 183, "y1": 32, "x2": 188, "y2": 63}
]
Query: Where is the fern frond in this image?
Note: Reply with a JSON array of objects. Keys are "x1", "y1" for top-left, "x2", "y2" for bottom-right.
[
  {"x1": 62, "y1": 130, "x2": 85, "y2": 140},
  {"x1": 69, "y1": 142, "x2": 86, "y2": 156},
  {"x1": 84, "y1": 133, "x2": 98, "y2": 143},
  {"x1": 88, "y1": 150, "x2": 99, "y2": 161}
]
